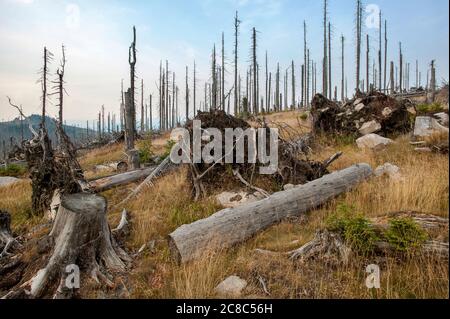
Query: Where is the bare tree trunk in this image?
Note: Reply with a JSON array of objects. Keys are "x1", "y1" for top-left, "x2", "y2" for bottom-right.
[
  {"x1": 222, "y1": 32, "x2": 226, "y2": 112},
  {"x1": 384, "y1": 20, "x2": 388, "y2": 93},
  {"x1": 212, "y1": 45, "x2": 217, "y2": 110},
  {"x1": 185, "y1": 66, "x2": 189, "y2": 121},
  {"x1": 234, "y1": 11, "x2": 240, "y2": 116},
  {"x1": 356, "y1": 0, "x2": 362, "y2": 92},
  {"x1": 303, "y1": 20, "x2": 307, "y2": 107},
  {"x1": 390, "y1": 61, "x2": 395, "y2": 95},
  {"x1": 268, "y1": 72, "x2": 272, "y2": 111},
  {"x1": 378, "y1": 11, "x2": 382, "y2": 90},
  {"x1": 291, "y1": 60, "x2": 295, "y2": 109},
  {"x1": 366, "y1": 34, "x2": 370, "y2": 93},
  {"x1": 428, "y1": 60, "x2": 436, "y2": 103},
  {"x1": 193, "y1": 61, "x2": 196, "y2": 117},
  {"x1": 399, "y1": 42, "x2": 403, "y2": 93},
  {"x1": 129, "y1": 27, "x2": 137, "y2": 135},
  {"x1": 276, "y1": 63, "x2": 280, "y2": 111},
  {"x1": 252, "y1": 28, "x2": 258, "y2": 114},
  {"x1": 124, "y1": 89, "x2": 139, "y2": 170},
  {"x1": 265, "y1": 51, "x2": 268, "y2": 113},
  {"x1": 323, "y1": 0, "x2": 328, "y2": 97},
  {"x1": 341, "y1": 35, "x2": 345, "y2": 102},
  {"x1": 328, "y1": 22, "x2": 332, "y2": 99},
  {"x1": 149, "y1": 94, "x2": 153, "y2": 131},
  {"x1": 141, "y1": 79, "x2": 144, "y2": 133}
]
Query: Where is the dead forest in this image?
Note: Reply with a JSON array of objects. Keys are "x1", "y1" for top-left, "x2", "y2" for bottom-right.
[{"x1": 0, "y1": 0, "x2": 449, "y2": 299}]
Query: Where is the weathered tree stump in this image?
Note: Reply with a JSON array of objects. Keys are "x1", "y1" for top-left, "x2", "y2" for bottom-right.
[{"x1": 22, "y1": 193, "x2": 130, "y2": 298}]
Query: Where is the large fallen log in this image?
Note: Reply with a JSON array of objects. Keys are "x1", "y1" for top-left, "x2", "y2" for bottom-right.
[
  {"x1": 168, "y1": 163, "x2": 373, "y2": 263},
  {"x1": 89, "y1": 166, "x2": 155, "y2": 192}
]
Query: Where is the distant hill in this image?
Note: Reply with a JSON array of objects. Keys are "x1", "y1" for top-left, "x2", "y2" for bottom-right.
[{"x1": 0, "y1": 115, "x2": 96, "y2": 155}]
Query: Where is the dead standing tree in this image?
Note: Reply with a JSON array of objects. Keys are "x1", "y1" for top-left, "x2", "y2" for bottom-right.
[
  {"x1": 252, "y1": 27, "x2": 258, "y2": 114},
  {"x1": 322, "y1": 0, "x2": 328, "y2": 97},
  {"x1": 126, "y1": 26, "x2": 139, "y2": 170},
  {"x1": 234, "y1": 11, "x2": 240, "y2": 115},
  {"x1": 355, "y1": 0, "x2": 362, "y2": 92}
]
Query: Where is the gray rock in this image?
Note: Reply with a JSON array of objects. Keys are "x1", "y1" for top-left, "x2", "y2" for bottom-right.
[
  {"x1": 359, "y1": 120, "x2": 381, "y2": 136},
  {"x1": 374, "y1": 163, "x2": 402, "y2": 181},
  {"x1": 356, "y1": 134, "x2": 394, "y2": 150},
  {"x1": 414, "y1": 116, "x2": 449, "y2": 137},
  {"x1": 0, "y1": 176, "x2": 20, "y2": 188},
  {"x1": 283, "y1": 184, "x2": 295, "y2": 191},
  {"x1": 434, "y1": 113, "x2": 449, "y2": 127},
  {"x1": 215, "y1": 276, "x2": 247, "y2": 297}
]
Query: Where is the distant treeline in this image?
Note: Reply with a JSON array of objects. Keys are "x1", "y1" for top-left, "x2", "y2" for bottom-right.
[{"x1": 0, "y1": 114, "x2": 96, "y2": 156}]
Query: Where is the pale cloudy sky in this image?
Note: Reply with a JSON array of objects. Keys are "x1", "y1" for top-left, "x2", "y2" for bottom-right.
[{"x1": 0, "y1": 0, "x2": 448, "y2": 125}]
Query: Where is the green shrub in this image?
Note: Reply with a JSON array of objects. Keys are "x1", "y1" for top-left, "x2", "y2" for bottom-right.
[
  {"x1": 385, "y1": 217, "x2": 428, "y2": 252},
  {"x1": 299, "y1": 112, "x2": 308, "y2": 121},
  {"x1": 0, "y1": 164, "x2": 27, "y2": 177},
  {"x1": 162, "y1": 140, "x2": 176, "y2": 160},
  {"x1": 416, "y1": 103, "x2": 444, "y2": 114},
  {"x1": 138, "y1": 138, "x2": 154, "y2": 164},
  {"x1": 327, "y1": 204, "x2": 380, "y2": 254}
]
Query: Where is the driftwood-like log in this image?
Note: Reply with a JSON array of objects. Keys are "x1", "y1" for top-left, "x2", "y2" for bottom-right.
[
  {"x1": 21, "y1": 193, "x2": 130, "y2": 299},
  {"x1": 89, "y1": 166, "x2": 155, "y2": 193},
  {"x1": 168, "y1": 163, "x2": 373, "y2": 263}
]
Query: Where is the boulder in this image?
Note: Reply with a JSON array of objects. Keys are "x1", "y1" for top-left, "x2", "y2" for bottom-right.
[
  {"x1": 414, "y1": 116, "x2": 449, "y2": 138},
  {"x1": 374, "y1": 163, "x2": 402, "y2": 181},
  {"x1": 433, "y1": 113, "x2": 449, "y2": 127},
  {"x1": 359, "y1": 120, "x2": 382, "y2": 136},
  {"x1": 0, "y1": 176, "x2": 20, "y2": 188},
  {"x1": 215, "y1": 276, "x2": 247, "y2": 297},
  {"x1": 356, "y1": 134, "x2": 394, "y2": 150}
]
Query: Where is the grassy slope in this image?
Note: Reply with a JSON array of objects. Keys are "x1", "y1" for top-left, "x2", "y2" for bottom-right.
[{"x1": 0, "y1": 110, "x2": 448, "y2": 299}]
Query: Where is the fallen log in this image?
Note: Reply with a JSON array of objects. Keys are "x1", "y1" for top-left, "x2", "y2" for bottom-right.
[
  {"x1": 89, "y1": 166, "x2": 155, "y2": 193},
  {"x1": 168, "y1": 163, "x2": 373, "y2": 263}
]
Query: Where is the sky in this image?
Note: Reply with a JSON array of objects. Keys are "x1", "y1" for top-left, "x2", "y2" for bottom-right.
[{"x1": 0, "y1": 0, "x2": 448, "y2": 126}]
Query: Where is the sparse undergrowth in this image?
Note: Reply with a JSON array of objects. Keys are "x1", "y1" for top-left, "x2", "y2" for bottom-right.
[{"x1": 0, "y1": 164, "x2": 27, "y2": 177}]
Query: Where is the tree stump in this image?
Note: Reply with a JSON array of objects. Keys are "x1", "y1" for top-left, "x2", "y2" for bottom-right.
[{"x1": 24, "y1": 193, "x2": 130, "y2": 298}]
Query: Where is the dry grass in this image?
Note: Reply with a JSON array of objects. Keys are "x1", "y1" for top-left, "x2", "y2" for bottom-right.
[
  {"x1": 79, "y1": 142, "x2": 125, "y2": 170},
  {"x1": 3, "y1": 111, "x2": 448, "y2": 299},
  {"x1": 121, "y1": 131, "x2": 448, "y2": 299},
  {"x1": 0, "y1": 180, "x2": 42, "y2": 232}
]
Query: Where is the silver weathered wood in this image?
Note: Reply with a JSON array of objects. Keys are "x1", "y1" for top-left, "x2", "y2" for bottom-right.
[
  {"x1": 168, "y1": 163, "x2": 373, "y2": 263},
  {"x1": 89, "y1": 166, "x2": 155, "y2": 192}
]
